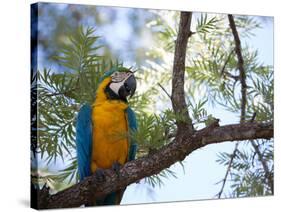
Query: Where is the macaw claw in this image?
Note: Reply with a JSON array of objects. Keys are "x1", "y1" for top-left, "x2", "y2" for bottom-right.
[
  {"x1": 95, "y1": 168, "x2": 106, "y2": 182},
  {"x1": 112, "y1": 161, "x2": 122, "y2": 177}
]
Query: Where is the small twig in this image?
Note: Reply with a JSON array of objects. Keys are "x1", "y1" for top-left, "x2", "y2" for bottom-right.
[
  {"x1": 157, "y1": 83, "x2": 172, "y2": 99},
  {"x1": 250, "y1": 140, "x2": 273, "y2": 194},
  {"x1": 220, "y1": 48, "x2": 235, "y2": 76},
  {"x1": 44, "y1": 89, "x2": 75, "y2": 97},
  {"x1": 248, "y1": 110, "x2": 273, "y2": 194},
  {"x1": 217, "y1": 142, "x2": 239, "y2": 198},
  {"x1": 250, "y1": 112, "x2": 257, "y2": 122},
  {"x1": 224, "y1": 71, "x2": 240, "y2": 81}
]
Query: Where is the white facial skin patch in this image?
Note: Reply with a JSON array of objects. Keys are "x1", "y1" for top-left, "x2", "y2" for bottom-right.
[
  {"x1": 109, "y1": 72, "x2": 133, "y2": 96},
  {"x1": 109, "y1": 81, "x2": 123, "y2": 95}
]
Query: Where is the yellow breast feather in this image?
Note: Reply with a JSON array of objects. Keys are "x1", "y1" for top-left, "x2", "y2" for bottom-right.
[{"x1": 90, "y1": 77, "x2": 129, "y2": 172}]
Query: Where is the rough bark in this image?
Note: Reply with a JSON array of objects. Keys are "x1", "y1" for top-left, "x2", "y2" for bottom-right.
[
  {"x1": 38, "y1": 121, "x2": 273, "y2": 209},
  {"x1": 171, "y1": 12, "x2": 193, "y2": 134}
]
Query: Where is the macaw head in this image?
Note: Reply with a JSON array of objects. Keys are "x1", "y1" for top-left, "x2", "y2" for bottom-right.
[{"x1": 102, "y1": 67, "x2": 137, "y2": 102}]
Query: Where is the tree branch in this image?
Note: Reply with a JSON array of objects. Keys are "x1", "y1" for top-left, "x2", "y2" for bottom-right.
[
  {"x1": 158, "y1": 83, "x2": 171, "y2": 99},
  {"x1": 216, "y1": 142, "x2": 239, "y2": 198},
  {"x1": 250, "y1": 140, "x2": 274, "y2": 194},
  {"x1": 37, "y1": 121, "x2": 273, "y2": 209},
  {"x1": 220, "y1": 48, "x2": 235, "y2": 77},
  {"x1": 217, "y1": 14, "x2": 248, "y2": 198},
  {"x1": 215, "y1": 15, "x2": 247, "y2": 199},
  {"x1": 228, "y1": 15, "x2": 273, "y2": 196},
  {"x1": 171, "y1": 12, "x2": 193, "y2": 134},
  {"x1": 228, "y1": 14, "x2": 247, "y2": 122}
]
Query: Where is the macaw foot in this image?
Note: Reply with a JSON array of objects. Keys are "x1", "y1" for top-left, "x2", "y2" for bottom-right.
[
  {"x1": 112, "y1": 161, "x2": 122, "y2": 177},
  {"x1": 95, "y1": 168, "x2": 106, "y2": 183}
]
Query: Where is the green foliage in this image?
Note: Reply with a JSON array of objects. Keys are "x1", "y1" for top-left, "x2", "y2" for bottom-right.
[
  {"x1": 34, "y1": 25, "x2": 177, "y2": 190},
  {"x1": 31, "y1": 168, "x2": 71, "y2": 193},
  {"x1": 216, "y1": 139, "x2": 273, "y2": 197},
  {"x1": 145, "y1": 168, "x2": 177, "y2": 188},
  {"x1": 34, "y1": 26, "x2": 129, "y2": 187},
  {"x1": 233, "y1": 16, "x2": 261, "y2": 37},
  {"x1": 247, "y1": 66, "x2": 273, "y2": 121},
  {"x1": 31, "y1": 69, "x2": 38, "y2": 155},
  {"x1": 57, "y1": 158, "x2": 79, "y2": 184},
  {"x1": 196, "y1": 14, "x2": 221, "y2": 34},
  {"x1": 129, "y1": 88, "x2": 158, "y2": 115},
  {"x1": 204, "y1": 115, "x2": 218, "y2": 127},
  {"x1": 128, "y1": 109, "x2": 180, "y2": 186},
  {"x1": 133, "y1": 110, "x2": 176, "y2": 154},
  {"x1": 187, "y1": 97, "x2": 208, "y2": 126},
  {"x1": 37, "y1": 69, "x2": 76, "y2": 163},
  {"x1": 151, "y1": 13, "x2": 179, "y2": 52},
  {"x1": 37, "y1": 27, "x2": 103, "y2": 164},
  {"x1": 53, "y1": 27, "x2": 101, "y2": 72}
]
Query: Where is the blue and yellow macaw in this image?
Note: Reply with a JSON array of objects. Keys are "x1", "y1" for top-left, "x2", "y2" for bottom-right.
[{"x1": 75, "y1": 67, "x2": 138, "y2": 206}]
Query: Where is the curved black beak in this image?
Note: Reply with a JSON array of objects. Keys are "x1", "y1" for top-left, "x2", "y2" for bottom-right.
[{"x1": 118, "y1": 74, "x2": 137, "y2": 101}]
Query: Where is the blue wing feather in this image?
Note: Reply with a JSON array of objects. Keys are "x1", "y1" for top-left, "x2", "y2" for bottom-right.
[
  {"x1": 75, "y1": 104, "x2": 92, "y2": 181},
  {"x1": 126, "y1": 107, "x2": 138, "y2": 161}
]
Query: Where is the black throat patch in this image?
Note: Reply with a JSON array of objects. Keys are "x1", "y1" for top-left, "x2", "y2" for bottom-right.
[{"x1": 104, "y1": 84, "x2": 128, "y2": 103}]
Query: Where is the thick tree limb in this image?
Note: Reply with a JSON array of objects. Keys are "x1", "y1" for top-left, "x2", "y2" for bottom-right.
[
  {"x1": 171, "y1": 12, "x2": 193, "y2": 134},
  {"x1": 38, "y1": 121, "x2": 273, "y2": 209}
]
